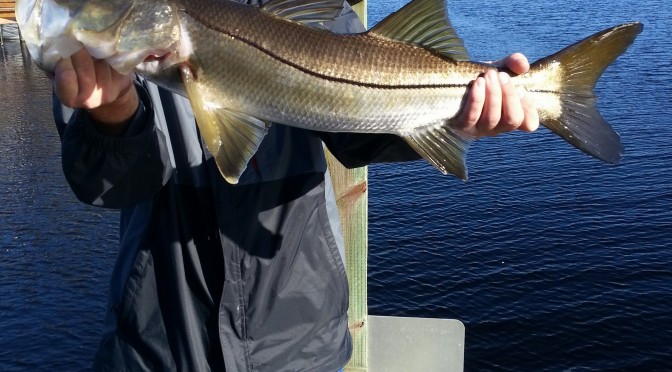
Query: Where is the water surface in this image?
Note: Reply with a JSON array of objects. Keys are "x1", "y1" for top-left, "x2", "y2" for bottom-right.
[{"x1": 367, "y1": 0, "x2": 672, "y2": 370}]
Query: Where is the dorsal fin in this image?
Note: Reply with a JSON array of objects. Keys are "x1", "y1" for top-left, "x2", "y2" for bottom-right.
[
  {"x1": 261, "y1": 0, "x2": 345, "y2": 25},
  {"x1": 369, "y1": 0, "x2": 469, "y2": 61}
]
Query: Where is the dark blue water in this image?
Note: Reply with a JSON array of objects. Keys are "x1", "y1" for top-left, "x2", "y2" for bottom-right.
[
  {"x1": 366, "y1": 0, "x2": 672, "y2": 370},
  {"x1": 0, "y1": 44, "x2": 119, "y2": 371},
  {"x1": 1, "y1": 0, "x2": 671, "y2": 370}
]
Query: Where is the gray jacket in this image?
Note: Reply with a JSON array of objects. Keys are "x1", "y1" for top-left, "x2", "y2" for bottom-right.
[{"x1": 54, "y1": 2, "x2": 419, "y2": 371}]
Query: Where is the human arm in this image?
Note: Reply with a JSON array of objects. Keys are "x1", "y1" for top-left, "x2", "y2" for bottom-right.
[
  {"x1": 53, "y1": 49, "x2": 173, "y2": 208},
  {"x1": 53, "y1": 48, "x2": 139, "y2": 136},
  {"x1": 319, "y1": 1, "x2": 538, "y2": 166}
]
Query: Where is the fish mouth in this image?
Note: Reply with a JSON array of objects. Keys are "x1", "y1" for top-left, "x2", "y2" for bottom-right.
[
  {"x1": 134, "y1": 49, "x2": 182, "y2": 75},
  {"x1": 143, "y1": 52, "x2": 172, "y2": 63}
]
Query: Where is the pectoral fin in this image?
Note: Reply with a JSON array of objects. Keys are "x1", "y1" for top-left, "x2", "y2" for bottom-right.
[{"x1": 181, "y1": 66, "x2": 270, "y2": 184}]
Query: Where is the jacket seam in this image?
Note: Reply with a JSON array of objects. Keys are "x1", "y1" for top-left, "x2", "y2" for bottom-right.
[{"x1": 225, "y1": 189, "x2": 252, "y2": 371}]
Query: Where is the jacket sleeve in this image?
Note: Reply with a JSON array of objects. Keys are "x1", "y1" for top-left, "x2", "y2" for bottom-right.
[
  {"x1": 319, "y1": 132, "x2": 421, "y2": 168},
  {"x1": 55, "y1": 81, "x2": 173, "y2": 209}
]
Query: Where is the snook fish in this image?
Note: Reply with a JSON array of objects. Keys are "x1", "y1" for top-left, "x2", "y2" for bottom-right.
[{"x1": 16, "y1": 0, "x2": 643, "y2": 183}]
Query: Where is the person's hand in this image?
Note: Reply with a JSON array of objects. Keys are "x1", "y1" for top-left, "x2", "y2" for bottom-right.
[
  {"x1": 52, "y1": 48, "x2": 138, "y2": 136},
  {"x1": 455, "y1": 53, "x2": 539, "y2": 138}
]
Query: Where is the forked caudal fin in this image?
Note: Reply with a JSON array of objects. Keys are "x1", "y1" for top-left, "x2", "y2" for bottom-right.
[
  {"x1": 530, "y1": 22, "x2": 643, "y2": 164},
  {"x1": 403, "y1": 22, "x2": 642, "y2": 181}
]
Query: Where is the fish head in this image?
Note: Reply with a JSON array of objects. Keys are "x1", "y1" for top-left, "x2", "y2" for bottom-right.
[
  {"x1": 16, "y1": 0, "x2": 184, "y2": 74},
  {"x1": 16, "y1": 0, "x2": 84, "y2": 71}
]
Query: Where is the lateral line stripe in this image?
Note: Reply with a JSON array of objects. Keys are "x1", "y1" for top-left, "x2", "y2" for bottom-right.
[
  {"x1": 266, "y1": 41, "x2": 462, "y2": 89},
  {"x1": 187, "y1": 10, "x2": 466, "y2": 90},
  {"x1": 236, "y1": 32, "x2": 464, "y2": 89}
]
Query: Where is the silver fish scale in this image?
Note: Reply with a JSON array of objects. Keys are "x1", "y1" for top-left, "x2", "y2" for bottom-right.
[{"x1": 180, "y1": 9, "x2": 472, "y2": 135}]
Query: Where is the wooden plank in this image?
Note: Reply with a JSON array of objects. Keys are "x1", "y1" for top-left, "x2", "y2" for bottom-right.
[
  {"x1": 0, "y1": 0, "x2": 16, "y2": 21},
  {"x1": 1, "y1": 0, "x2": 19, "y2": 46}
]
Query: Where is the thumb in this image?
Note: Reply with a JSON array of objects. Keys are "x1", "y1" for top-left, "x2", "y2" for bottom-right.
[{"x1": 496, "y1": 53, "x2": 530, "y2": 75}]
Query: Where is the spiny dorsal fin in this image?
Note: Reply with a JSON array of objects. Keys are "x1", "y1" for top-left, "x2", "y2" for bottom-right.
[
  {"x1": 369, "y1": 0, "x2": 469, "y2": 61},
  {"x1": 261, "y1": 0, "x2": 345, "y2": 25},
  {"x1": 180, "y1": 66, "x2": 270, "y2": 184}
]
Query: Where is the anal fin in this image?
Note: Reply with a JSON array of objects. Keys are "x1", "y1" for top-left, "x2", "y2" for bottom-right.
[
  {"x1": 404, "y1": 122, "x2": 472, "y2": 180},
  {"x1": 181, "y1": 66, "x2": 270, "y2": 184}
]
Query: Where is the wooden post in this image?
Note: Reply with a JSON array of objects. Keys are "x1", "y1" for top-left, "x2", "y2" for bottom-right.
[{"x1": 325, "y1": 2, "x2": 369, "y2": 371}]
